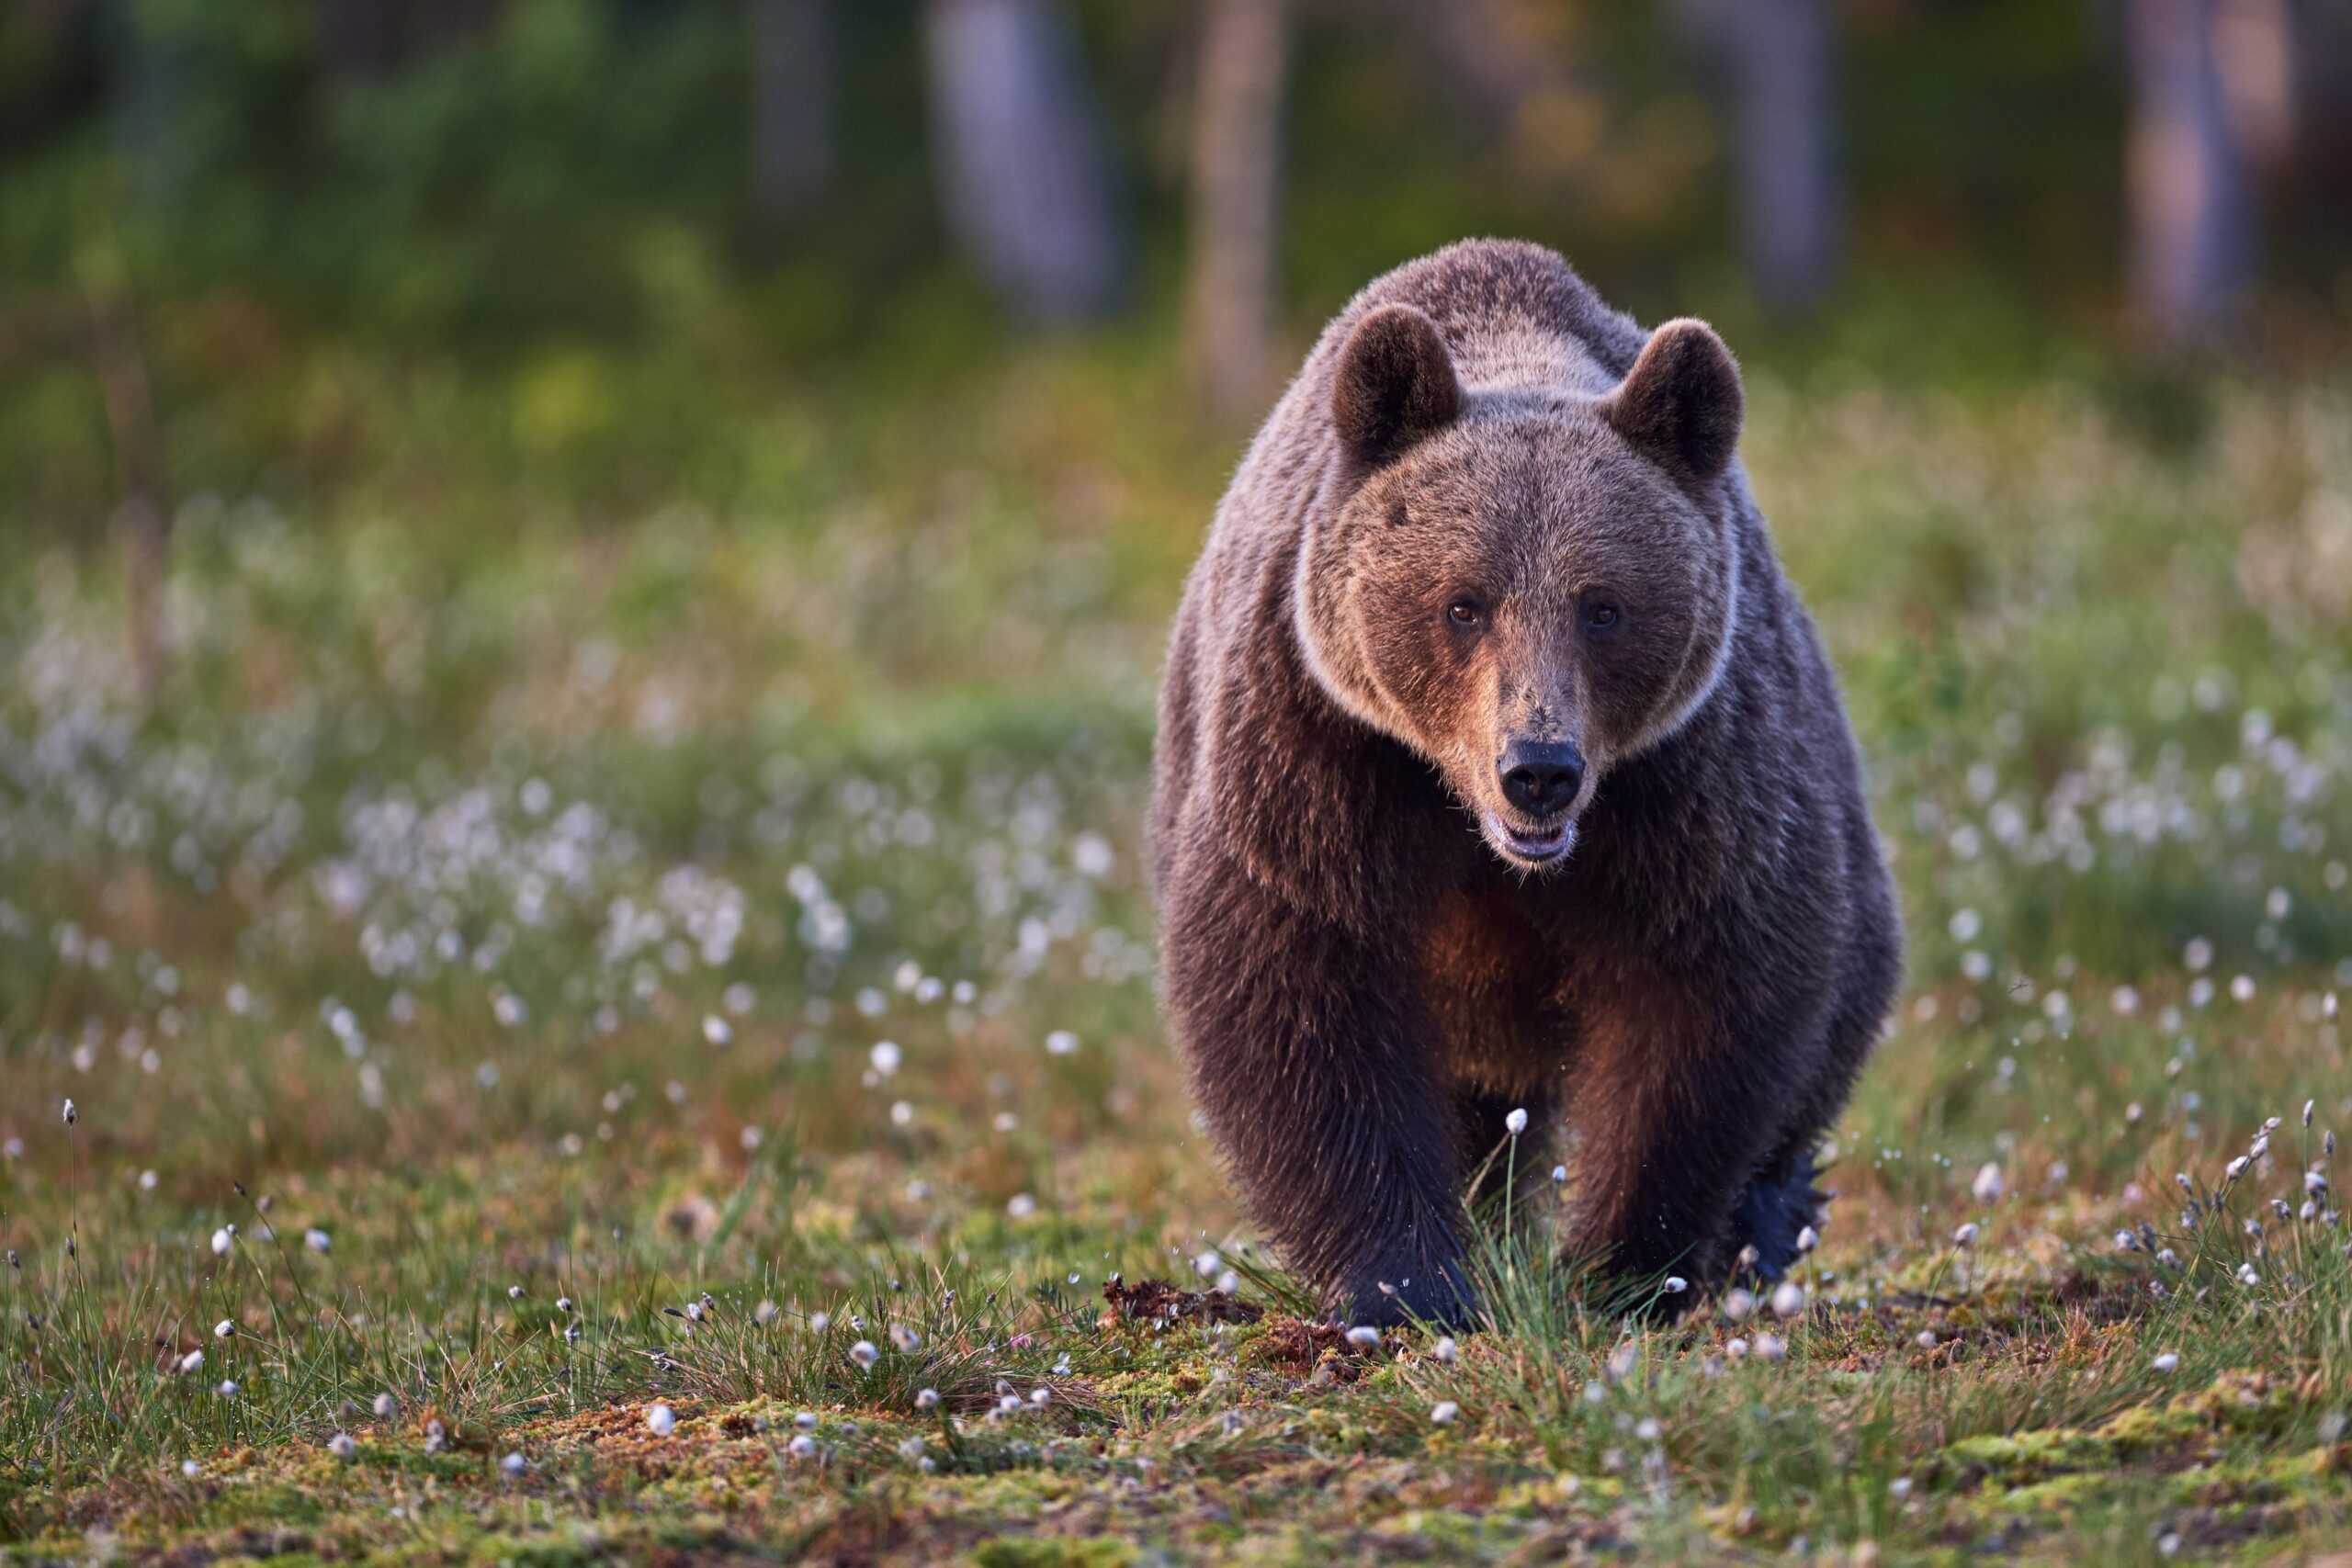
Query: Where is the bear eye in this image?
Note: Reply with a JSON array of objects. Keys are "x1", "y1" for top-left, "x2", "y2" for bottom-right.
[
  {"x1": 1445, "y1": 596, "x2": 1486, "y2": 629},
  {"x1": 1583, "y1": 597, "x2": 1622, "y2": 632}
]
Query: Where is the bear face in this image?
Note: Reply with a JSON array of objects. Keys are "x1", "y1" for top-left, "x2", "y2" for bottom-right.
[{"x1": 1295, "y1": 305, "x2": 1747, "y2": 872}]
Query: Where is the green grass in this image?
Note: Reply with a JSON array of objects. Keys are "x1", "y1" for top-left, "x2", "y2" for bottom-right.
[{"x1": 4, "y1": 335, "x2": 2351, "y2": 1562}]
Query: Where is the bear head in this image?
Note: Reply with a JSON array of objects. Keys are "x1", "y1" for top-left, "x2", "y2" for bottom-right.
[{"x1": 1295, "y1": 303, "x2": 1746, "y2": 873}]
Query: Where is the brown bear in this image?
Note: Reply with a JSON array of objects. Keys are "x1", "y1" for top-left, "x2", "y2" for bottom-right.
[{"x1": 1150, "y1": 239, "x2": 1902, "y2": 1326}]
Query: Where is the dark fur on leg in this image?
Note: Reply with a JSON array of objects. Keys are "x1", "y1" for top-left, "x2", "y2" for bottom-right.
[{"x1": 1727, "y1": 1157, "x2": 1827, "y2": 1284}]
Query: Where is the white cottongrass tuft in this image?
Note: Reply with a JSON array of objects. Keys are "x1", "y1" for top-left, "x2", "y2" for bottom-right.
[
  {"x1": 62, "y1": 1100, "x2": 76, "y2": 1125},
  {"x1": 1344, "y1": 1325, "x2": 1381, "y2": 1349},
  {"x1": 1972, "y1": 1162, "x2": 2004, "y2": 1201},
  {"x1": 1722, "y1": 1288, "x2": 1756, "y2": 1324},
  {"x1": 176, "y1": 1349, "x2": 204, "y2": 1375},
  {"x1": 1662, "y1": 1276, "x2": 1688, "y2": 1294},
  {"x1": 1504, "y1": 1107, "x2": 1529, "y2": 1136},
  {"x1": 915, "y1": 1388, "x2": 940, "y2": 1410},
  {"x1": 647, "y1": 1404, "x2": 676, "y2": 1436},
  {"x1": 305, "y1": 1228, "x2": 331, "y2": 1253},
  {"x1": 1752, "y1": 1332, "x2": 1787, "y2": 1362},
  {"x1": 868, "y1": 1041, "x2": 901, "y2": 1077},
  {"x1": 213, "y1": 1320, "x2": 235, "y2": 1339},
  {"x1": 1952, "y1": 1222, "x2": 1981, "y2": 1247},
  {"x1": 327, "y1": 1433, "x2": 356, "y2": 1461},
  {"x1": 1433, "y1": 1336, "x2": 1459, "y2": 1363},
  {"x1": 501, "y1": 1451, "x2": 527, "y2": 1476},
  {"x1": 1045, "y1": 1030, "x2": 1079, "y2": 1056},
  {"x1": 210, "y1": 1226, "x2": 234, "y2": 1256},
  {"x1": 1770, "y1": 1281, "x2": 1806, "y2": 1319},
  {"x1": 1430, "y1": 1401, "x2": 1460, "y2": 1426},
  {"x1": 850, "y1": 1339, "x2": 880, "y2": 1369},
  {"x1": 2152, "y1": 1351, "x2": 2179, "y2": 1372},
  {"x1": 373, "y1": 1393, "x2": 397, "y2": 1419},
  {"x1": 1795, "y1": 1225, "x2": 1819, "y2": 1254}
]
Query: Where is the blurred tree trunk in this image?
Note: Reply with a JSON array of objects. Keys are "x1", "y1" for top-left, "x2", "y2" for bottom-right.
[
  {"x1": 2125, "y1": 0, "x2": 2272, "y2": 346},
  {"x1": 1184, "y1": 0, "x2": 1290, "y2": 422},
  {"x1": 1669, "y1": 0, "x2": 1841, "y2": 315},
  {"x1": 1726, "y1": 0, "x2": 1839, "y2": 315},
  {"x1": 749, "y1": 0, "x2": 832, "y2": 224},
  {"x1": 319, "y1": 0, "x2": 393, "y2": 80},
  {"x1": 82, "y1": 266, "x2": 170, "y2": 699},
  {"x1": 922, "y1": 0, "x2": 1125, "y2": 322}
]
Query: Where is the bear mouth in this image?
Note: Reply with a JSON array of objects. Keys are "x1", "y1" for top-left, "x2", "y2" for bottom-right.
[{"x1": 1485, "y1": 810, "x2": 1577, "y2": 866}]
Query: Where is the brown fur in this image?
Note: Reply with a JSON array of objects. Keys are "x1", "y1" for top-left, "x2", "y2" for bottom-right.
[{"x1": 1150, "y1": 240, "x2": 1902, "y2": 1325}]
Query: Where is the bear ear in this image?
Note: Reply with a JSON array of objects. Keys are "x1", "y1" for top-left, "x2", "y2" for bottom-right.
[
  {"x1": 1332, "y1": 304, "x2": 1461, "y2": 470},
  {"x1": 1600, "y1": 318, "x2": 1744, "y2": 487}
]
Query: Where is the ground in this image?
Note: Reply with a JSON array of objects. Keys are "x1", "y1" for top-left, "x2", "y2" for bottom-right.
[{"x1": 3, "y1": 344, "x2": 2350, "y2": 1563}]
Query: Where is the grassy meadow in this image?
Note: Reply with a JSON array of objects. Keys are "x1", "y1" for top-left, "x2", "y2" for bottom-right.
[{"x1": 4, "y1": 337, "x2": 2352, "y2": 1563}]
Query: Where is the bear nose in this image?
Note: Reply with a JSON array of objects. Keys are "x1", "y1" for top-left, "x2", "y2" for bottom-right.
[{"x1": 1498, "y1": 740, "x2": 1585, "y2": 817}]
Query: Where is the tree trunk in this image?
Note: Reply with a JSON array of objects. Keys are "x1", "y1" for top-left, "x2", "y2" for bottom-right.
[
  {"x1": 2126, "y1": 0, "x2": 2256, "y2": 346},
  {"x1": 921, "y1": 0, "x2": 1125, "y2": 323},
  {"x1": 749, "y1": 0, "x2": 833, "y2": 224},
  {"x1": 1184, "y1": 0, "x2": 1290, "y2": 422},
  {"x1": 319, "y1": 0, "x2": 394, "y2": 81},
  {"x1": 1725, "y1": 0, "x2": 1839, "y2": 316},
  {"x1": 84, "y1": 273, "x2": 170, "y2": 700}
]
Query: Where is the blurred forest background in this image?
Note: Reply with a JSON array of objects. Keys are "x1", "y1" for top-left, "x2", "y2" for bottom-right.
[{"x1": 5, "y1": 0, "x2": 2350, "y2": 591}]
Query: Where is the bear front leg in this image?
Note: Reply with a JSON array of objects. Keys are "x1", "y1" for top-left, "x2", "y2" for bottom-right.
[
  {"x1": 1560, "y1": 998, "x2": 1790, "y2": 1307},
  {"x1": 1162, "y1": 860, "x2": 1472, "y2": 1328}
]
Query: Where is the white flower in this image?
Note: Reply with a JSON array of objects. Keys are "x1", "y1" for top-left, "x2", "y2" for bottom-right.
[
  {"x1": 1770, "y1": 1281, "x2": 1806, "y2": 1319},
  {"x1": 304, "y1": 1228, "x2": 331, "y2": 1254},
  {"x1": 1028, "y1": 1387, "x2": 1051, "y2": 1406},
  {"x1": 701, "y1": 1015, "x2": 732, "y2": 1047},
  {"x1": 373, "y1": 1393, "x2": 397, "y2": 1419},
  {"x1": 915, "y1": 1388, "x2": 940, "y2": 1410},
  {"x1": 2152, "y1": 1351, "x2": 2179, "y2": 1372},
  {"x1": 1433, "y1": 1336, "x2": 1458, "y2": 1363},
  {"x1": 1662, "y1": 1276, "x2": 1688, "y2": 1294},
  {"x1": 889, "y1": 1324, "x2": 922, "y2": 1352},
  {"x1": 1753, "y1": 1332, "x2": 1786, "y2": 1362},
  {"x1": 181, "y1": 1459, "x2": 200, "y2": 1478},
  {"x1": 2226, "y1": 1155, "x2": 2251, "y2": 1180},
  {"x1": 1045, "y1": 1030, "x2": 1079, "y2": 1056},
  {"x1": 786, "y1": 1434, "x2": 816, "y2": 1459},
  {"x1": 1345, "y1": 1325, "x2": 1380, "y2": 1349},
  {"x1": 216, "y1": 1380, "x2": 238, "y2": 1397},
  {"x1": 327, "y1": 1433, "x2": 356, "y2": 1461},
  {"x1": 794, "y1": 1411, "x2": 819, "y2": 1430},
  {"x1": 1972, "y1": 1162, "x2": 2004, "y2": 1201},
  {"x1": 210, "y1": 1227, "x2": 234, "y2": 1256},
  {"x1": 1952, "y1": 1223, "x2": 1980, "y2": 1248},
  {"x1": 1551, "y1": 1165, "x2": 1568, "y2": 1182},
  {"x1": 808, "y1": 1312, "x2": 831, "y2": 1334},
  {"x1": 899, "y1": 1436, "x2": 928, "y2": 1461},
  {"x1": 62, "y1": 1100, "x2": 76, "y2": 1125},
  {"x1": 1504, "y1": 1107, "x2": 1529, "y2": 1136},
  {"x1": 1006, "y1": 1193, "x2": 1036, "y2": 1219},
  {"x1": 1915, "y1": 1330, "x2": 1938, "y2": 1349},
  {"x1": 177, "y1": 1349, "x2": 204, "y2": 1374},
  {"x1": 1795, "y1": 1225, "x2": 1819, "y2": 1253},
  {"x1": 868, "y1": 1041, "x2": 902, "y2": 1077},
  {"x1": 213, "y1": 1320, "x2": 235, "y2": 1339},
  {"x1": 850, "y1": 1339, "x2": 880, "y2": 1369},
  {"x1": 1430, "y1": 1401, "x2": 1459, "y2": 1426},
  {"x1": 647, "y1": 1404, "x2": 676, "y2": 1436},
  {"x1": 501, "y1": 1451, "x2": 526, "y2": 1476},
  {"x1": 1722, "y1": 1288, "x2": 1755, "y2": 1323}
]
